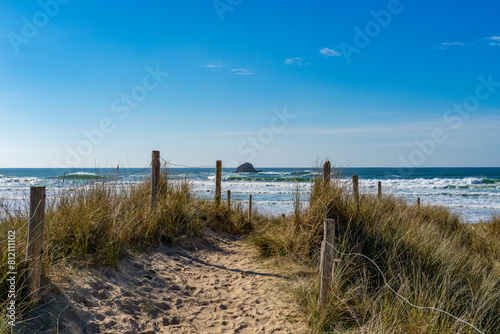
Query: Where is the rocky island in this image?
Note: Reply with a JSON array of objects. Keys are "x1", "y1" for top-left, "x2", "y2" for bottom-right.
[{"x1": 234, "y1": 162, "x2": 262, "y2": 173}]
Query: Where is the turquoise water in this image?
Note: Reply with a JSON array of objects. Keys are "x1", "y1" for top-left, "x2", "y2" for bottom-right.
[{"x1": 1, "y1": 167, "x2": 499, "y2": 223}]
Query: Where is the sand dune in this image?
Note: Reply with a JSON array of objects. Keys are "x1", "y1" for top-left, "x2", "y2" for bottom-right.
[{"x1": 23, "y1": 230, "x2": 308, "y2": 333}]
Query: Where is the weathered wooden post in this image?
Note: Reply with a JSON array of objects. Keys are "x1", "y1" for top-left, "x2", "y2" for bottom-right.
[
  {"x1": 417, "y1": 197, "x2": 421, "y2": 206},
  {"x1": 227, "y1": 190, "x2": 231, "y2": 208},
  {"x1": 151, "y1": 150, "x2": 160, "y2": 209},
  {"x1": 215, "y1": 160, "x2": 222, "y2": 206},
  {"x1": 352, "y1": 175, "x2": 359, "y2": 202},
  {"x1": 25, "y1": 186, "x2": 46, "y2": 299},
  {"x1": 318, "y1": 218, "x2": 336, "y2": 308},
  {"x1": 323, "y1": 161, "x2": 331, "y2": 186},
  {"x1": 282, "y1": 213, "x2": 286, "y2": 219},
  {"x1": 378, "y1": 181, "x2": 382, "y2": 199},
  {"x1": 248, "y1": 194, "x2": 252, "y2": 219}
]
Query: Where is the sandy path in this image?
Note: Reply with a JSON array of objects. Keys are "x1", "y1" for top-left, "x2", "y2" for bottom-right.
[{"x1": 23, "y1": 230, "x2": 308, "y2": 333}]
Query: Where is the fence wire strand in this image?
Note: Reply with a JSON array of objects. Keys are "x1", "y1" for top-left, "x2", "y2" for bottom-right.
[
  {"x1": 160, "y1": 157, "x2": 214, "y2": 169},
  {"x1": 313, "y1": 190, "x2": 486, "y2": 334}
]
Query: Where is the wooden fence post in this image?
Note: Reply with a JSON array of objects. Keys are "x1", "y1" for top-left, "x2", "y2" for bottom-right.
[
  {"x1": 417, "y1": 197, "x2": 421, "y2": 206},
  {"x1": 378, "y1": 181, "x2": 382, "y2": 199},
  {"x1": 248, "y1": 194, "x2": 252, "y2": 219},
  {"x1": 215, "y1": 160, "x2": 222, "y2": 206},
  {"x1": 318, "y1": 218, "x2": 336, "y2": 308},
  {"x1": 227, "y1": 190, "x2": 231, "y2": 208},
  {"x1": 151, "y1": 150, "x2": 160, "y2": 209},
  {"x1": 352, "y1": 175, "x2": 359, "y2": 202},
  {"x1": 25, "y1": 186, "x2": 46, "y2": 299},
  {"x1": 323, "y1": 161, "x2": 331, "y2": 186},
  {"x1": 282, "y1": 213, "x2": 286, "y2": 219}
]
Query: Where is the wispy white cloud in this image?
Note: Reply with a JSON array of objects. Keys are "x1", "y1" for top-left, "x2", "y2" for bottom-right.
[
  {"x1": 231, "y1": 68, "x2": 253, "y2": 75},
  {"x1": 485, "y1": 36, "x2": 500, "y2": 46},
  {"x1": 201, "y1": 64, "x2": 222, "y2": 68},
  {"x1": 441, "y1": 42, "x2": 466, "y2": 46},
  {"x1": 200, "y1": 61, "x2": 223, "y2": 68},
  {"x1": 438, "y1": 37, "x2": 500, "y2": 49},
  {"x1": 436, "y1": 42, "x2": 467, "y2": 50},
  {"x1": 284, "y1": 57, "x2": 308, "y2": 66},
  {"x1": 319, "y1": 47, "x2": 341, "y2": 57}
]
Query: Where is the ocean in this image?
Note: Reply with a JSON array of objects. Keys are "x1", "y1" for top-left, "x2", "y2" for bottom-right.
[{"x1": 0, "y1": 167, "x2": 499, "y2": 223}]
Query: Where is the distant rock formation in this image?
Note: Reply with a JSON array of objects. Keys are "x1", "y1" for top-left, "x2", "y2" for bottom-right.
[{"x1": 235, "y1": 162, "x2": 262, "y2": 173}]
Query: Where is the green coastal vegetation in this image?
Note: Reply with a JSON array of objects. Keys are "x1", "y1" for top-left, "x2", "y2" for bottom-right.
[{"x1": 1, "y1": 167, "x2": 499, "y2": 333}]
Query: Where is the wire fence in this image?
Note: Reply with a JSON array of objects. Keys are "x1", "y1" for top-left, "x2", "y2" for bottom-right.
[
  {"x1": 160, "y1": 157, "x2": 215, "y2": 169},
  {"x1": 0, "y1": 158, "x2": 490, "y2": 333},
  {"x1": 0, "y1": 165, "x2": 153, "y2": 246},
  {"x1": 313, "y1": 191, "x2": 486, "y2": 334},
  {"x1": 0, "y1": 157, "x2": 230, "y2": 248},
  {"x1": 0, "y1": 154, "x2": 224, "y2": 273}
]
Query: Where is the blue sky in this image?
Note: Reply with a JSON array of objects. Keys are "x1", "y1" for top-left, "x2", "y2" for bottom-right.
[{"x1": 1, "y1": 0, "x2": 499, "y2": 168}]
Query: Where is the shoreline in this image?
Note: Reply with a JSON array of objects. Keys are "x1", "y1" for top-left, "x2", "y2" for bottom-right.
[{"x1": 2, "y1": 172, "x2": 499, "y2": 224}]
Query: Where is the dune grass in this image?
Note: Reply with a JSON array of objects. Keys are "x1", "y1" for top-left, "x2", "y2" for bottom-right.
[
  {"x1": 0, "y1": 171, "x2": 254, "y2": 332},
  {"x1": 251, "y1": 168, "x2": 500, "y2": 333},
  {"x1": 1, "y1": 166, "x2": 499, "y2": 333}
]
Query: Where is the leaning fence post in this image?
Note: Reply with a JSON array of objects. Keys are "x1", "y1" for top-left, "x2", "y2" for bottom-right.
[
  {"x1": 151, "y1": 150, "x2": 160, "y2": 209},
  {"x1": 318, "y1": 218, "x2": 335, "y2": 308},
  {"x1": 215, "y1": 160, "x2": 222, "y2": 206},
  {"x1": 25, "y1": 186, "x2": 46, "y2": 300},
  {"x1": 248, "y1": 194, "x2": 252, "y2": 219},
  {"x1": 378, "y1": 181, "x2": 382, "y2": 199},
  {"x1": 323, "y1": 161, "x2": 331, "y2": 186},
  {"x1": 227, "y1": 190, "x2": 231, "y2": 208},
  {"x1": 352, "y1": 175, "x2": 359, "y2": 202}
]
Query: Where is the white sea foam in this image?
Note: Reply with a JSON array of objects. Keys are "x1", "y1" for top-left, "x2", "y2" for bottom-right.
[
  {"x1": 66, "y1": 172, "x2": 99, "y2": 176},
  {"x1": 2, "y1": 169, "x2": 498, "y2": 223},
  {"x1": 0, "y1": 177, "x2": 42, "y2": 185},
  {"x1": 358, "y1": 177, "x2": 499, "y2": 191},
  {"x1": 187, "y1": 175, "x2": 499, "y2": 222}
]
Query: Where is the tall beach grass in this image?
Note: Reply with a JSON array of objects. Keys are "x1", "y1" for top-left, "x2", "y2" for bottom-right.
[
  {"x1": 252, "y1": 167, "x2": 500, "y2": 333},
  {"x1": 1, "y1": 165, "x2": 499, "y2": 333},
  {"x1": 0, "y1": 170, "x2": 254, "y2": 332}
]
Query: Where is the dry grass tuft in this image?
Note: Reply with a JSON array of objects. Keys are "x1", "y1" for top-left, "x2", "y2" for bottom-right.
[
  {"x1": 251, "y1": 165, "x2": 500, "y2": 333},
  {"x1": 0, "y1": 171, "x2": 250, "y2": 332}
]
